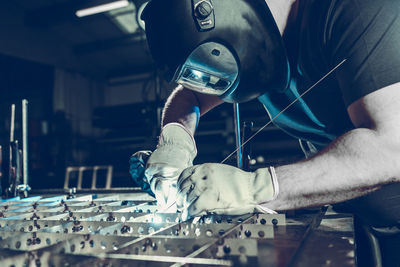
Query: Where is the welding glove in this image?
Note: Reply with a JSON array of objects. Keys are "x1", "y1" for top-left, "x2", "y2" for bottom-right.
[
  {"x1": 176, "y1": 163, "x2": 279, "y2": 220},
  {"x1": 145, "y1": 123, "x2": 197, "y2": 211},
  {"x1": 129, "y1": 150, "x2": 154, "y2": 196}
]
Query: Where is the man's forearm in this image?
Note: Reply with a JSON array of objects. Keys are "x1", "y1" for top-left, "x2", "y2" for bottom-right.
[
  {"x1": 268, "y1": 127, "x2": 400, "y2": 211},
  {"x1": 161, "y1": 86, "x2": 223, "y2": 135},
  {"x1": 162, "y1": 86, "x2": 200, "y2": 135}
]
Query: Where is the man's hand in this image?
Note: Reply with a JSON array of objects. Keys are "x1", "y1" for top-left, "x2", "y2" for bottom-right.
[
  {"x1": 177, "y1": 163, "x2": 279, "y2": 220},
  {"x1": 129, "y1": 150, "x2": 153, "y2": 196},
  {"x1": 145, "y1": 123, "x2": 197, "y2": 211}
]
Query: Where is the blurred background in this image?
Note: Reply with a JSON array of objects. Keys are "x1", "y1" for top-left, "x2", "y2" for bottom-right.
[{"x1": 0, "y1": 0, "x2": 304, "y2": 192}]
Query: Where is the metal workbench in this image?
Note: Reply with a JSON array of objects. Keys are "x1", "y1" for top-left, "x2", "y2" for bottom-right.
[{"x1": 0, "y1": 191, "x2": 355, "y2": 266}]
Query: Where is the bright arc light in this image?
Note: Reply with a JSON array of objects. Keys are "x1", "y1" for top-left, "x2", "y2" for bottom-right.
[
  {"x1": 153, "y1": 215, "x2": 163, "y2": 224},
  {"x1": 191, "y1": 69, "x2": 204, "y2": 79},
  {"x1": 76, "y1": 0, "x2": 130, "y2": 18}
]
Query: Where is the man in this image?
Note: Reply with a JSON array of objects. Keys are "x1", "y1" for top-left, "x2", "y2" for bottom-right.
[{"x1": 130, "y1": 0, "x2": 400, "y2": 265}]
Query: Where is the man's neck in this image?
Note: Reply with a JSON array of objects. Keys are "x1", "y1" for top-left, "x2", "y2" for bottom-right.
[{"x1": 265, "y1": 0, "x2": 300, "y2": 36}]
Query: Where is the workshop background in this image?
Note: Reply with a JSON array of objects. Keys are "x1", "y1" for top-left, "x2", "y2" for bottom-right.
[{"x1": 0, "y1": 0, "x2": 304, "y2": 192}]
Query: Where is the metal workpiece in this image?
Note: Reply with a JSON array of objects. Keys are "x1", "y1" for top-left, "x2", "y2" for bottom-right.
[{"x1": 0, "y1": 193, "x2": 355, "y2": 266}]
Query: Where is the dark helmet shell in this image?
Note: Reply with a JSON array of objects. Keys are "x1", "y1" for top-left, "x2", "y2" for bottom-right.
[{"x1": 142, "y1": 0, "x2": 290, "y2": 103}]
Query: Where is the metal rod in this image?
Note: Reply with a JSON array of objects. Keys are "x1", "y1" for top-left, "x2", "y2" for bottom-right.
[
  {"x1": 91, "y1": 254, "x2": 233, "y2": 266},
  {"x1": 15, "y1": 146, "x2": 22, "y2": 188},
  {"x1": 9, "y1": 104, "x2": 16, "y2": 197},
  {"x1": 286, "y1": 206, "x2": 328, "y2": 266},
  {"x1": 233, "y1": 103, "x2": 243, "y2": 169},
  {"x1": 155, "y1": 71, "x2": 163, "y2": 133},
  {"x1": 10, "y1": 104, "x2": 15, "y2": 143},
  {"x1": 242, "y1": 121, "x2": 253, "y2": 171},
  {"x1": 9, "y1": 141, "x2": 19, "y2": 197},
  {"x1": 22, "y1": 99, "x2": 28, "y2": 186}
]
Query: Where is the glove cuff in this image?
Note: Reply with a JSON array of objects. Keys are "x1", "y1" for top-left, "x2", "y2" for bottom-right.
[
  {"x1": 252, "y1": 166, "x2": 279, "y2": 204},
  {"x1": 268, "y1": 166, "x2": 279, "y2": 200},
  {"x1": 251, "y1": 167, "x2": 279, "y2": 214}
]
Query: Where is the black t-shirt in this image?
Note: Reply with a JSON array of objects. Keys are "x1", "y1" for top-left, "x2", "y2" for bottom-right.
[
  {"x1": 259, "y1": 0, "x2": 400, "y2": 228},
  {"x1": 258, "y1": 0, "x2": 400, "y2": 147}
]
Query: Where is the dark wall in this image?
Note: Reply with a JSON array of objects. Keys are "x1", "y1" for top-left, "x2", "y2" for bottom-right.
[
  {"x1": 0, "y1": 54, "x2": 55, "y2": 191},
  {"x1": 0, "y1": 54, "x2": 305, "y2": 192}
]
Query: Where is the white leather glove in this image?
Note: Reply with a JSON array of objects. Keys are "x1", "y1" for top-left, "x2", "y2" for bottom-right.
[
  {"x1": 176, "y1": 163, "x2": 279, "y2": 220},
  {"x1": 145, "y1": 123, "x2": 197, "y2": 211}
]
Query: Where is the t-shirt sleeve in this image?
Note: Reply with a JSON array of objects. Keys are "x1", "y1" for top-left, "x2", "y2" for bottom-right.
[{"x1": 324, "y1": 0, "x2": 400, "y2": 107}]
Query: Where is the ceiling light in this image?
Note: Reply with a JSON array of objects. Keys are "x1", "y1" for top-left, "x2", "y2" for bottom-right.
[
  {"x1": 106, "y1": 2, "x2": 138, "y2": 34},
  {"x1": 76, "y1": 0, "x2": 130, "y2": 18}
]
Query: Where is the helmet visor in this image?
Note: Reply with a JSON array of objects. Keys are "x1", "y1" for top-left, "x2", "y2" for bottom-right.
[
  {"x1": 177, "y1": 66, "x2": 233, "y2": 95},
  {"x1": 174, "y1": 42, "x2": 239, "y2": 96}
]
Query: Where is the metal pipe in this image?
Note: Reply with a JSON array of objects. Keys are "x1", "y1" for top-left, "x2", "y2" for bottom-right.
[
  {"x1": 10, "y1": 104, "x2": 15, "y2": 143},
  {"x1": 242, "y1": 121, "x2": 253, "y2": 171},
  {"x1": 15, "y1": 145, "x2": 22, "y2": 188},
  {"x1": 22, "y1": 99, "x2": 29, "y2": 186},
  {"x1": 155, "y1": 71, "x2": 163, "y2": 133},
  {"x1": 8, "y1": 141, "x2": 19, "y2": 197},
  {"x1": 233, "y1": 103, "x2": 243, "y2": 169},
  {"x1": 8, "y1": 104, "x2": 16, "y2": 197}
]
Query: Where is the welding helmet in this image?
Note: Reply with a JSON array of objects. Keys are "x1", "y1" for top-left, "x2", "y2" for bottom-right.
[{"x1": 142, "y1": 0, "x2": 290, "y2": 103}]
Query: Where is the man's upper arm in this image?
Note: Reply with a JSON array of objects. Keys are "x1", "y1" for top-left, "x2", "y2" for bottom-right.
[
  {"x1": 327, "y1": 0, "x2": 400, "y2": 107},
  {"x1": 347, "y1": 82, "x2": 400, "y2": 133},
  {"x1": 347, "y1": 82, "x2": 400, "y2": 182}
]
